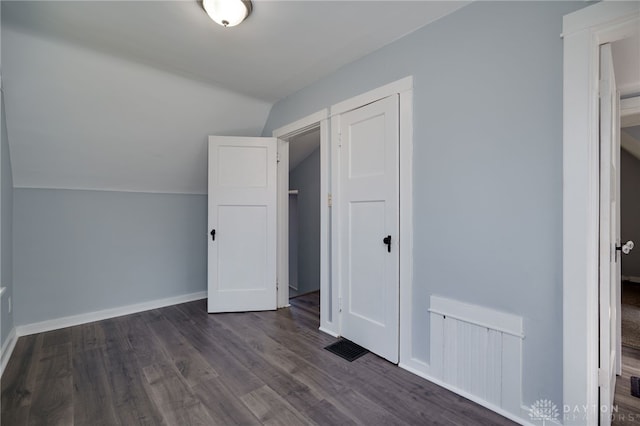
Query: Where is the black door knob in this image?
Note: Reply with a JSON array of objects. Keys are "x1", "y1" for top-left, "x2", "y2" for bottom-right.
[{"x1": 383, "y1": 235, "x2": 391, "y2": 253}]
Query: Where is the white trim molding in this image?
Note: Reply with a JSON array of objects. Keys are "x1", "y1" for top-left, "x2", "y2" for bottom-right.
[
  {"x1": 273, "y1": 109, "x2": 331, "y2": 335},
  {"x1": 16, "y1": 291, "x2": 207, "y2": 337},
  {"x1": 327, "y1": 76, "x2": 414, "y2": 365},
  {"x1": 13, "y1": 185, "x2": 208, "y2": 196},
  {"x1": 330, "y1": 76, "x2": 413, "y2": 117},
  {"x1": 621, "y1": 96, "x2": 640, "y2": 128},
  {"x1": 563, "y1": 3, "x2": 640, "y2": 425},
  {"x1": 272, "y1": 109, "x2": 329, "y2": 140},
  {"x1": 1, "y1": 327, "x2": 17, "y2": 378},
  {"x1": 619, "y1": 83, "x2": 640, "y2": 98},
  {"x1": 318, "y1": 326, "x2": 340, "y2": 338},
  {"x1": 622, "y1": 275, "x2": 640, "y2": 284},
  {"x1": 429, "y1": 296, "x2": 524, "y2": 339}
]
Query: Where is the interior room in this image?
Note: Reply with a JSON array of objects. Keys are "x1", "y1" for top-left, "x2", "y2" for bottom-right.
[{"x1": 1, "y1": 2, "x2": 639, "y2": 426}]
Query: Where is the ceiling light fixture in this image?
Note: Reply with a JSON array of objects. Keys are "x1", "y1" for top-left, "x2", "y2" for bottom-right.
[{"x1": 202, "y1": 0, "x2": 252, "y2": 27}]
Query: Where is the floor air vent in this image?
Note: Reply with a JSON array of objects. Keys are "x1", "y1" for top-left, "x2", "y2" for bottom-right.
[{"x1": 325, "y1": 339, "x2": 369, "y2": 362}]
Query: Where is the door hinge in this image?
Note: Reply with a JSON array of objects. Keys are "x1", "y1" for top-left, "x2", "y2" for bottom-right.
[
  {"x1": 339, "y1": 297, "x2": 343, "y2": 312},
  {"x1": 598, "y1": 368, "x2": 608, "y2": 388},
  {"x1": 599, "y1": 79, "x2": 609, "y2": 99},
  {"x1": 277, "y1": 153, "x2": 281, "y2": 164},
  {"x1": 328, "y1": 193, "x2": 332, "y2": 207}
]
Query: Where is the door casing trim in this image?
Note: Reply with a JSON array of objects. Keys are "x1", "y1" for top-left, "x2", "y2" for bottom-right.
[
  {"x1": 273, "y1": 77, "x2": 414, "y2": 365},
  {"x1": 562, "y1": 3, "x2": 640, "y2": 424}
]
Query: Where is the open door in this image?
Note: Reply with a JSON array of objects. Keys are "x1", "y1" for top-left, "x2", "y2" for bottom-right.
[
  {"x1": 208, "y1": 136, "x2": 278, "y2": 313},
  {"x1": 599, "y1": 43, "x2": 620, "y2": 425}
]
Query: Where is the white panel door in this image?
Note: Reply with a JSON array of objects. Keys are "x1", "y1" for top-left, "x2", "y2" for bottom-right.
[
  {"x1": 599, "y1": 43, "x2": 620, "y2": 425},
  {"x1": 208, "y1": 136, "x2": 277, "y2": 313},
  {"x1": 339, "y1": 94, "x2": 399, "y2": 363}
]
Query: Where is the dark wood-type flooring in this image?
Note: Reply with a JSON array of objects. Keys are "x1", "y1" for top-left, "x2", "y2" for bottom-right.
[
  {"x1": 613, "y1": 346, "x2": 640, "y2": 425},
  {"x1": 1, "y1": 292, "x2": 515, "y2": 425}
]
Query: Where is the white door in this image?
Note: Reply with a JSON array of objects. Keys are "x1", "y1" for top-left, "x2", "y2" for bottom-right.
[
  {"x1": 339, "y1": 94, "x2": 399, "y2": 363},
  {"x1": 599, "y1": 43, "x2": 620, "y2": 425},
  {"x1": 208, "y1": 136, "x2": 278, "y2": 313}
]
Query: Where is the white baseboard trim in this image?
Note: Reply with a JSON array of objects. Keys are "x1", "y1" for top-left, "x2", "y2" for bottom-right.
[
  {"x1": 399, "y1": 356, "x2": 429, "y2": 377},
  {"x1": 1, "y1": 327, "x2": 17, "y2": 378},
  {"x1": 16, "y1": 291, "x2": 207, "y2": 337},
  {"x1": 318, "y1": 326, "x2": 340, "y2": 338},
  {"x1": 622, "y1": 275, "x2": 640, "y2": 284},
  {"x1": 399, "y1": 362, "x2": 533, "y2": 426}
]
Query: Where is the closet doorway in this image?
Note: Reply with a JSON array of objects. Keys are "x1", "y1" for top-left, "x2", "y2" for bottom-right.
[
  {"x1": 288, "y1": 128, "x2": 321, "y2": 299},
  {"x1": 274, "y1": 110, "x2": 334, "y2": 335}
]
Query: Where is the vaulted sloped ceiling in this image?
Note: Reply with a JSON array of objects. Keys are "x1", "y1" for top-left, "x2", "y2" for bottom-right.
[
  {"x1": 2, "y1": 1, "x2": 469, "y2": 194},
  {"x1": 3, "y1": 27, "x2": 272, "y2": 194}
]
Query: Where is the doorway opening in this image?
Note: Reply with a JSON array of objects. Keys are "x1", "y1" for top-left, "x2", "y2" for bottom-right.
[
  {"x1": 562, "y1": 3, "x2": 639, "y2": 421},
  {"x1": 618, "y1": 89, "x2": 640, "y2": 417},
  {"x1": 287, "y1": 128, "x2": 321, "y2": 301},
  {"x1": 273, "y1": 109, "x2": 335, "y2": 335}
]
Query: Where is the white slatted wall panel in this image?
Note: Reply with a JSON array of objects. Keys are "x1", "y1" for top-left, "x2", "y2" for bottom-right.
[{"x1": 429, "y1": 296, "x2": 524, "y2": 415}]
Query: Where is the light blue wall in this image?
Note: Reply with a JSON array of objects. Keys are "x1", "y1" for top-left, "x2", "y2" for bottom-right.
[
  {"x1": 1, "y1": 90, "x2": 14, "y2": 349},
  {"x1": 624, "y1": 125, "x2": 640, "y2": 142},
  {"x1": 14, "y1": 188, "x2": 207, "y2": 325},
  {"x1": 263, "y1": 0, "x2": 586, "y2": 408},
  {"x1": 621, "y1": 148, "x2": 640, "y2": 278},
  {"x1": 289, "y1": 147, "x2": 321, "y2": 296}
]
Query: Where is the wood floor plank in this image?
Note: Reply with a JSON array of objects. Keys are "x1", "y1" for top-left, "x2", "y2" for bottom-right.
[
  {"x1": 204, "y1": 313, "x2": 327, "y2": 413},
  {"x1": 163, "y1": 304, "x2": 266, "y2": 398},
  {"x1": 613, "y1": 346, "x2": 640, "y2": 425},
  {"x1": 142, "y1": 362, "x2": 215, "y2": 426},
  {"x1": 207, "y1": 309, "x2": 432, "y2": 425},
  {"x1": 71, "y1": 322, "x2": 106, "y2": 354},
  {"x1": 302, "y1": 398, "x2": 358, "y2": 426},
  {"x1": 2, "y1": 292, "x2": 517, "y2": 426},
  {"x1": 240, "y1": 385, "x2": 316, "y2": 426},
  {"x1": 72, "y1": 348, "x2": 119, "y2": 426},
  {"x1": 28, "y1": 342, "x2": 74, "y2": 426},
  {"x1": 333, "y1": 388, "x2": 411, "y2": 426},
  {"x1": 145, "y1": 312, "x2": 218, "y2": 387},
  {"x1": 1, "y1": 334, "x2": 42, "y2": 426},
  {"x1": 41, "y1": 328, "x2": 72, "y2": 348},
  {"x1": 116, "y1": 313, "x2": 166, "y2": 368},
  {"x1": 245, "y1": 307, "x2": 513, "y2": 426},
  {"x1": 101, "y1": 321, "x2": 166, "y2": 426},
  {"x1": 191, "y1": 377, "x2": 262, "y2": 426}
]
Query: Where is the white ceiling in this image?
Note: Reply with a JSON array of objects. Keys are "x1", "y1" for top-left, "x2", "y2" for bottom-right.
[
  {"x1": 612, "y1": 30, "x2": 640, "y2": 96},
  {"x1": 2, "y1": 0, "x2": 469, "y2": 103},
  {"x1": 1, "y1": 0, "x2": 469, "y2": 194}
]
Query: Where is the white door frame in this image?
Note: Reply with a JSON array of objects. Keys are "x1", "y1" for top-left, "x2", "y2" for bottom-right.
[
  {"x1": 273, "y1": 109, "x2": 335, "y2": 334},
  {"x1": 273, "y1": 77, "x2": 414, "y2": 358},
  {"x1": 330, "y1": 77, "x2": 414, "y2": 365},
  {"x1": 562, "y1": 3, "x2": 639, "y2": 424}
]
